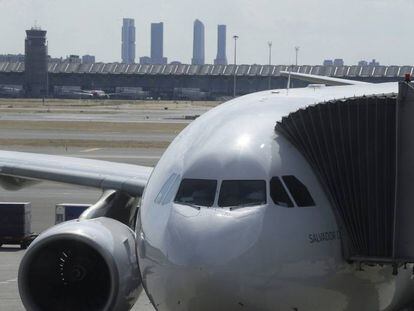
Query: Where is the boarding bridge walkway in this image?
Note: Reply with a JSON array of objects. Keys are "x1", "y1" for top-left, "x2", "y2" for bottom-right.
[{"x1": 276, "y1": 82, "x2": 414, "y2": 272}]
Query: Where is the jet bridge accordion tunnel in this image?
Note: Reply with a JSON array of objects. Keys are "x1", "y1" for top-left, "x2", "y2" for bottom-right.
[{"x1": 275, "y1": 82, "x2": 414, "y2": 270}]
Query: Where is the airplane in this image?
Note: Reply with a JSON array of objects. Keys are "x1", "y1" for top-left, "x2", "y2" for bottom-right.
[
  {"x1": 1, "y1": 72, "x2": 414, "y2": 311},
  {"x1": 72, "y1": 89, "x2": 111, "y2": 99},
  {"x1": 75, "y1": 89, "x2": 146, "y2": 99}
]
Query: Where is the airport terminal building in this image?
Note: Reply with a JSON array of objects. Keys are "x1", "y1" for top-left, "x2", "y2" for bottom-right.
[{"x1": 0, "y1": 60, "x2": 411, "y2": 100}]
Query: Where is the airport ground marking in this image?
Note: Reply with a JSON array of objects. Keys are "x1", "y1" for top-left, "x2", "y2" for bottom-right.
[{"x1": 81, "y1": 148, "x2": 103, "y2": 153}]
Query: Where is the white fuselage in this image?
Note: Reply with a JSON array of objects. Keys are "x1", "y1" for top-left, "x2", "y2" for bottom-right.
[{"x1": 137, "y1": 83, "x2": 414, "y2": 311}]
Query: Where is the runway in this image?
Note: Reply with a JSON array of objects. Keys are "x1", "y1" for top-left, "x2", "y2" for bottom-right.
[
  {"x1": 0, "y1": 99, "x2": 209, "y2": 310},
  {"x1": 0, "y1": 98, "x2": 214, "y2": 123},
  {"x1": 0, "y1": 111, "x2": 199, "y2": 123}
]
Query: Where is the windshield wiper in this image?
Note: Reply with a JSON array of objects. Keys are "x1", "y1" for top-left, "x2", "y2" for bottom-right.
[
  {"x1": 178, "y1": 202, "x2": 201, "y2": 210},
  {"x1": 229, "y1": 202, "x2": 263, "y2": 210}
]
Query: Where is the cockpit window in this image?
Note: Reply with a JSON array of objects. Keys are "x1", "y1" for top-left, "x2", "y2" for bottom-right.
[
  {"x1": 174, "y1": 179, "x2": 217, "y2": 207},
  {"x1": 155, "y1": 173, "x2": 180, "y2": 205},
  {"x1": 218, "y1": 180, "x2": 266, "y2": 208},
  {"x1": 282, "y1": 176, "x2": 315, "y2": 207},
  {"x1": 270, "y1": 177, "x2": 294, "y2": 207}
]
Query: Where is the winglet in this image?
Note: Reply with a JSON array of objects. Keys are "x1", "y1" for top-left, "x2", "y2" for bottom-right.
[{"x1": 279, "y1": 71, "x2": 371, "y2": 86}]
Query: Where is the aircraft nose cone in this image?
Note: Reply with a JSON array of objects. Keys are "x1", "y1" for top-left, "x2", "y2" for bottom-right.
[
  {"x1": 141, "y1": 205, "x2": 266, "y2": 311},
  {"x1": 138, "y1": 204, "x2": 266, "y2": 311},
  {"x1": 165, "y1": 205, "x2": 264, "y2": 266}
]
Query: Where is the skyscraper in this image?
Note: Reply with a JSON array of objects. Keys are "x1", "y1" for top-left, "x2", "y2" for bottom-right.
[
  {"x1": 214, "y1": 25, "x2": 227, "y2": 65},
  {"x1": 151, "y1": 22, "x2": 167, "y2": 64},
  {"x1": 192, "y1": 19, "x2": 205, "y2": 65},
  {"x1": 122, "y1": 18, "x2": 135, "y2": 64}
]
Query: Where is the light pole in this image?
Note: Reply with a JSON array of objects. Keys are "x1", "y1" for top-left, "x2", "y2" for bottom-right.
[
  {"x1": 268, "y1": 41, "x2": 272, "y2": 90},
  {"x1": 233, "y1": 35, "x2": 239, "y2": 97},
  {"x1": 295, "y1": 46, "x2": 300, "y2": 66}
]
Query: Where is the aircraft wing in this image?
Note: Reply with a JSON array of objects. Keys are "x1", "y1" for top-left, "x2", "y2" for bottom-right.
[
  {"x1": 0, "y1": 150, "x2": 153, "y2": 196},
  {"x1": 279, "y1": 71, "x2": 371, "y2": 86}
]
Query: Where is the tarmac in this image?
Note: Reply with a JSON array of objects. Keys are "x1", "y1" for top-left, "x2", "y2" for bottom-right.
[
  {"x1": 0, "y1": 99, "x2": 212, "y2": 311},
  {"x1": 0, "y1": 129, "x2": 177, "y2": 142}
]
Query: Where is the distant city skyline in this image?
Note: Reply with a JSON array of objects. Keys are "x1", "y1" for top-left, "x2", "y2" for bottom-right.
[
  {"x1": 0, "y1": 50, "x2": 389, "y2": 68},
  {"x1": 1, "y1": 0, "x2": 414, "y2": 65},
  {"x1": 0, "y1": 26, "x2": 389, "y2": 67}
]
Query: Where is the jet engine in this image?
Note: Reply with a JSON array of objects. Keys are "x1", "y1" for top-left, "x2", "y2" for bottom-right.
[{"x1": 18, "y1": 217, "x2": 142, "y2": 311}]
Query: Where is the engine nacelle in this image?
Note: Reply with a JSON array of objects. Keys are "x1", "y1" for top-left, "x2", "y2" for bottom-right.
[
  {"x1": 0, "y1": 175, "x2": 39, "y2": 191},
  {"x1": 18, "y1": 217, "x2": 142, "y2": 311}
]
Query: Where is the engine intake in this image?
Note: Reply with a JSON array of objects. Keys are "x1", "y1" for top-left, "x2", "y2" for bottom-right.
[{"x1": 18, "y1": 217, "x2": 141, "y2": 311}]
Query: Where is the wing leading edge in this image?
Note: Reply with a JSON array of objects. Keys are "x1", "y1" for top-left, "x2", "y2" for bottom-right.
[
  {"x1": 279, "y1": 71, "x2": 371, "y2": 86},
  {"x1": 0, "y1": 150, "x2": 153, "y2": 196}
]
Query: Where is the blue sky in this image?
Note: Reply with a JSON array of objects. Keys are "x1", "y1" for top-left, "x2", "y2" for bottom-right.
[{"x1": 0, "y1": 0, "x2": 413, "y2": 65}]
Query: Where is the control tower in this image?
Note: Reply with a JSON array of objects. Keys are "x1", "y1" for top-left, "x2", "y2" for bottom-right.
[{"x1": 24, "y1": 28, "x2": 48, "y2": 98}]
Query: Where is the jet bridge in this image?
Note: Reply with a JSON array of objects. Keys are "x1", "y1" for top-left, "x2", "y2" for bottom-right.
[{"x1": 275, "y1": 82, "x2": 414, "y2": 271}]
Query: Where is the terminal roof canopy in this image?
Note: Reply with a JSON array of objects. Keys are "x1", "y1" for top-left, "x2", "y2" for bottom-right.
[{"x1": 0, "y1": 61, "x2": 412, "y2": 78}]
